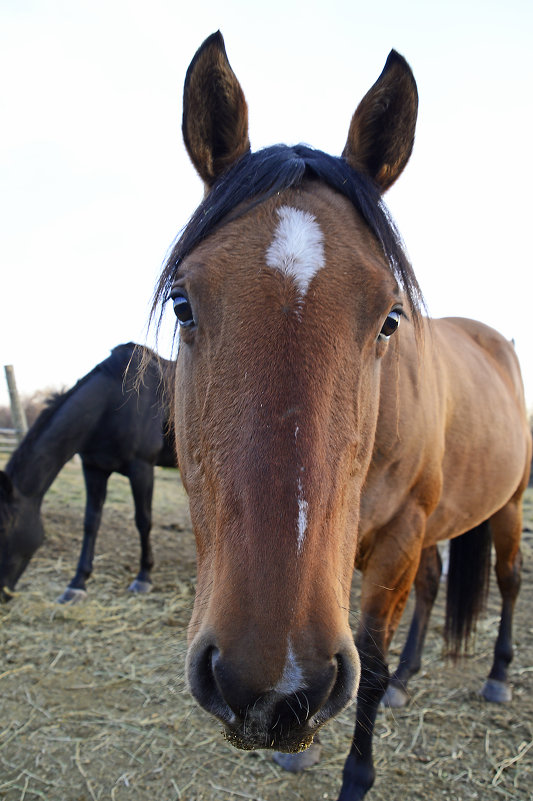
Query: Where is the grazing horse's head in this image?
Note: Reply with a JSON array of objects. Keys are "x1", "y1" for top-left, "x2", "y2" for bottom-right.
[
  {"x1": 0, "y1": 470, "x2": 43, "y2": 600},
  {"x1": 155, "y1": 32, "x2": 421, "y2": 752}
]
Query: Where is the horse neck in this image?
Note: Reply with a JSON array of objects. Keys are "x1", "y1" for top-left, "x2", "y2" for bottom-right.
[{"x1": 6, "y1": 372, "x2": 111, "y2": 499}]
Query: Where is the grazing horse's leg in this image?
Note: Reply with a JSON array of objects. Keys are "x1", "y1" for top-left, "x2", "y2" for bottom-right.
[
  {"x1": 127, "y1": 460, "x2": 155, "y2": 593},
  {"x1": 382, "y1": 544, "x2": 442, "y2": 708},
  {"x1": 56, "y1": 464, "x2": 110, "y2": 603},
  {"x1": 482, "y1": 496, "x2": 523, "y2": 703}
]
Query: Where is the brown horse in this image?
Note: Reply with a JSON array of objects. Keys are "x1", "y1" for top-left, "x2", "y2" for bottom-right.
[{"x1": 152, "y1": 32, "x2": 532, "y2": 800}]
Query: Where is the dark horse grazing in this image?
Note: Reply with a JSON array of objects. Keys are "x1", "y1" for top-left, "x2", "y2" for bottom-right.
[
  {"x1": 0, "y1": 343, "x2": 176, "y2": 603},
  {"x1": 151, "y1": 33, "x2": 532, "y2": 800}
]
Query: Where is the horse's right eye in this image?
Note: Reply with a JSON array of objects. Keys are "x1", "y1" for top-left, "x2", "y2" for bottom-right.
[{"x1": 171, "y1": 292, "x2": 195, "y2": 327}]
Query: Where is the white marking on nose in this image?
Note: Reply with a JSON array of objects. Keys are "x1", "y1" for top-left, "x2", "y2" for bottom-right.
[
  {"x1": 274, "y1": 640, "x2": 306, "y2": 695},
  {"x1": 266, "y1": 206, "x2": 325, "y2": 296},
  {"x1": 297, "y1": 476, "x2": 308, "y2": 554}
]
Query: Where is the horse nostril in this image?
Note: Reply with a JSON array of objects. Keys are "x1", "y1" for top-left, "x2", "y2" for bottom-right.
[
  {"x1": 187, "y1": 640, "x2": 225, "y2": 715},
  {"x1": 188, "y1": 640, "x2": 250, "y2": 727},
  {"x1": 315, "y1": 647, "x2": 359, "y2": 724},
  {"x1": 209, "y1": 646, "x2": 219, "y2": 672}
]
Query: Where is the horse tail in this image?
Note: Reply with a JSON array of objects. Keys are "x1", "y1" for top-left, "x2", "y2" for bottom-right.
[{"x1": 444, "y1": 520, "x2": 492, "y2": 658}]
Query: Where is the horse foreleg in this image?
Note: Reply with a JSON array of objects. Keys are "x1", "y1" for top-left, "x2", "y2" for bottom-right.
[
  {"x1": 482, "y1": 498, "x2": 523, "y2": 703},
  {"x1": 338, "y1": 620, "x2": 389, "y2": 800},
  {"x1": 127, "y1": 460, "x2": 155, "y2": 593},
  {"x1": 339, "y1": 522, "x2": 424, "y2": 800},
  {"x1": 383, "y1": 544, "x2": 442, "y2": 708},
  {"x1": 57, "y1": 464, "x2": 109, "y2": 603}
]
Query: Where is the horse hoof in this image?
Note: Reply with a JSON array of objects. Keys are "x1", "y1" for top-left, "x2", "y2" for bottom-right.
[
  {"x1": 128, "y1": 579, "x2": 153, "y2": 594},
  {"x1": 273, "y1": 742, "x2": 322, "y2": 772},
  {"x1": 56, "y1": 587, "x2": 88, "y2": 604},
  {"x1": 382, "y1": 684, "x2": 409, "y2": 708},
  {"x1": 481, "y1": 678, "x2": 512, "y2": 704}
]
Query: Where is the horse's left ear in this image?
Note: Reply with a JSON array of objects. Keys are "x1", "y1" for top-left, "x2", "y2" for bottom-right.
[
  {"x1": 342, "y1": 51, "x2": 418, "y2": 192},
  {"x1": 182, "y1": 31, "x2": 251, "y2": 189}
]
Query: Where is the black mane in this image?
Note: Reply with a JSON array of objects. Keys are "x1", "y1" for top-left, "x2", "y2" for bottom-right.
[
  {"x1": 6, "y1": 343, "x2": 140, "y2": 478},
  {"x1": 152, "y1": 144, "x2": 424, "y2": 330}
]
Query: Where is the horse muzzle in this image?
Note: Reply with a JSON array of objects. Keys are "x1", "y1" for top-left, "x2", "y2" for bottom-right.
[{"x1": 186, "y1": 633, "x2": 360, "y2": 752}]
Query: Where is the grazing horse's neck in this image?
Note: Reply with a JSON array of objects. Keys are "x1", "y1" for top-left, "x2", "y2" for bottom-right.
[{"x1": 6, "y1": 373, "x2": 111, "y2": 499}]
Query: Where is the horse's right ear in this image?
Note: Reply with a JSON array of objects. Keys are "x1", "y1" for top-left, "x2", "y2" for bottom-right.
[
  {"x1": 182, "y1": 31, "x2": 251, "y2": 189},
  {"x1": 0, "y1": 471, "x2": 13, "y2": 501}
]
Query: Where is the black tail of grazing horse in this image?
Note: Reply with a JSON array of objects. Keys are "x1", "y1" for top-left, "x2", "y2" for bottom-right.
[{"x1": 444, "y1": 521, "x2": 492, "y2": 658}]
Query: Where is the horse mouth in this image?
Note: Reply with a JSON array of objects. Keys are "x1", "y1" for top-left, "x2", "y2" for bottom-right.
[
  {"x1": 222, "y1": 722, "x2": 317, "y2": 753},
  {"x1": 186, "y1": 638, "x2": 359, "y2": 754},
  {"x1": 0, "y1": 576, "x2": 16, "y2": 603},
  {"x1": 0, "y1": 552, "x2": 30, "y2": 599},
  {"x1": 0, "y1": 586, "x2": 13, "y2": 603}
]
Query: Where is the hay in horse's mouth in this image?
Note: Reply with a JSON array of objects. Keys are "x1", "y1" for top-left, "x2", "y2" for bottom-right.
[{"x1": 222, "y1": 725, "x2": 316, "y2": 753}]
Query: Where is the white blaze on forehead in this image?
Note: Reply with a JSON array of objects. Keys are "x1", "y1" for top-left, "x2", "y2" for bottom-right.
[{"x1": 266, "y1": 206, "x2": 325, "y2": 295}]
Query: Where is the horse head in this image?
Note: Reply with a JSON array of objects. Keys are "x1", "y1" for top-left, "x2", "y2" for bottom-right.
[{"x1": 0, "y1": 470, "x2": 44, "y2": 600}]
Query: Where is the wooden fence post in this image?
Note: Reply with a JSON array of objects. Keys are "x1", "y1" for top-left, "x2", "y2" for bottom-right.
[{"x1": 4, "y1": 365, "x2": 28, "y2": 443}]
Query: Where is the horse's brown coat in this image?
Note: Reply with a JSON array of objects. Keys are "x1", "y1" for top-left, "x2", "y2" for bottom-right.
[
  {"x1": 357, "y1": 316, "x2": 529, "y2": 649},
  {"x1": 160, "y1": 31, "x2": 532, "y2": 800}
]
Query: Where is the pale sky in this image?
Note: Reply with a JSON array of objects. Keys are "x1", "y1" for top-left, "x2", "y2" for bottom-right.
[{"x1": 1, "y1": 0, "x2": 532, "y2": 412}]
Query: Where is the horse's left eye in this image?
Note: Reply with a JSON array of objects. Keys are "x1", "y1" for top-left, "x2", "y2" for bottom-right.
[
  {"x1": 171, "y1": 292, "x2": 195, "y2": 327},
  {"x1": 379, "y1": 310, "x2": 401, "y2": 340}
]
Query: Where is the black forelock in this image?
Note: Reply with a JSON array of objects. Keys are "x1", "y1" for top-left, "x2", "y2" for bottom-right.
[{"x1": 151, "y1": 144, "x2": 424, "y2": 331}]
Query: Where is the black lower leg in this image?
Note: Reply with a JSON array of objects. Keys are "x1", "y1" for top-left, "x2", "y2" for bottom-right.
[
  {"x1": 390, "y1": 545, "x2": 441, "y2": 691},
  {"x1": 338, "y1": 639, "x2": 389, "y2": 801},
  {"x1": 69, "y1": 465, "x2": 109, "y2": 590},
  {"x1": 129, "y1": 461, "x2": 155, "y2": 587},
  {"x1": 490, "y1": 549, "x2": 522, "y2": 683}
]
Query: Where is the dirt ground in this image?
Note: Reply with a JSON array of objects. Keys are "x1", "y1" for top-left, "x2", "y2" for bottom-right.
[{"x1": 1, "y1": 458, "x2": 532, "y2": 801}]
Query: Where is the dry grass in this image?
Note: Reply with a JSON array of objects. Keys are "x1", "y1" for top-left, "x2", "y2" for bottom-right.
[{"x1": 1, "y1": 458, "x2": 532, "y2": 800}]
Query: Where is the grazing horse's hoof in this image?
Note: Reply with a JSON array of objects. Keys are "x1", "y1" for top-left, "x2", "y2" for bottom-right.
[
  {"x1": 481, "y1": 678, "x2": 512, "y2": 703},
  {"x1": 56, "y1": 587, "x2": 88, "y2": 604},
  {"x1": 381, "y1": 683, "x2": 410, "y2": 708},
  {"x1": 128, "y1": 579, "x2": 152, "y2": 594},
  {"x1": 273, "y1": 742, "x2": 322, "y2": 772}
]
